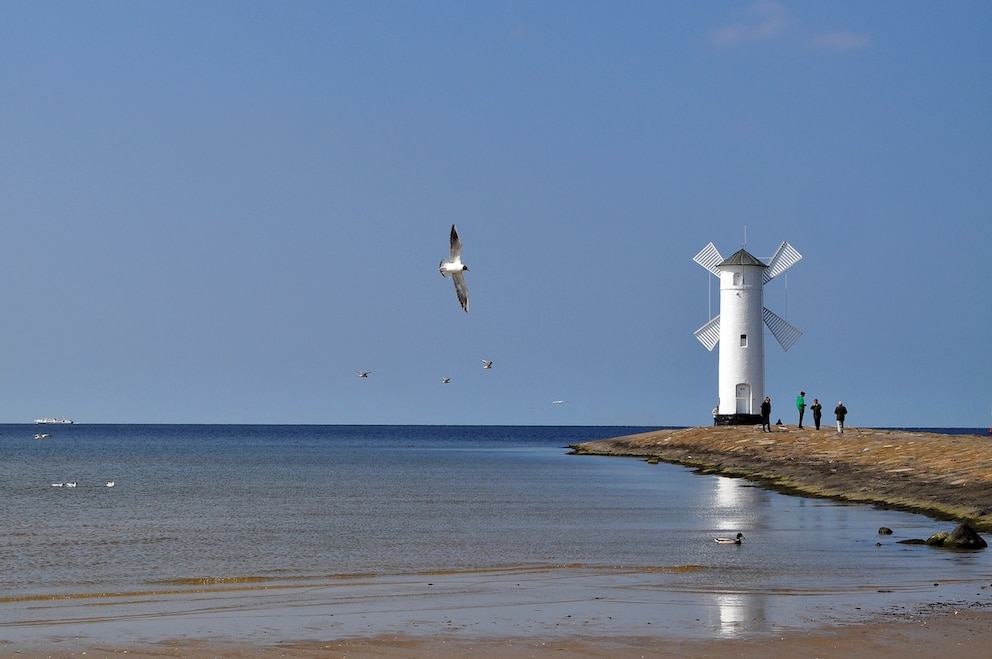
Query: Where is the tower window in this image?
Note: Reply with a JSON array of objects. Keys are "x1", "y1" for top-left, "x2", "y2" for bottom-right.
[{"x1": 740, "y1": 334, "x2": 748, "y2": 347}]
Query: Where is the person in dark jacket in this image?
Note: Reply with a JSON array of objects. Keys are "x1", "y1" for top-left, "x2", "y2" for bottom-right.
[
  {"x1": 760, "y1": 397, "x2": 772, "y2": 432},
  {"x1": 810, "y1": 398, "x2": 823, "y2": 430},
  {"x1": 834, "y1": 401, "x2": 848, "y2": 433}
]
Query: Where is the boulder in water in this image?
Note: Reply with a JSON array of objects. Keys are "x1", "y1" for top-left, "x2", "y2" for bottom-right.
[{"x1": 925, "y1": 523, "x2": 987, "y2": 549}]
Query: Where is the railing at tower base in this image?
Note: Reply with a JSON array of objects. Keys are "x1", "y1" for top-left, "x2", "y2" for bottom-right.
[{"x1": 714, "y1": 413, "x2": 761, "y2": 426}]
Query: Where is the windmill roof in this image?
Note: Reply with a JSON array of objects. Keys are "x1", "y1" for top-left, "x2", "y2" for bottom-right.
[{"x1": 720, "y1": 249, "x2": 767, "y2": 268}]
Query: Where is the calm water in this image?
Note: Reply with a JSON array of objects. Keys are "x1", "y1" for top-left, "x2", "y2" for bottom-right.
[{"x1": 2, "y1": 424, "x2": 990, "y2": 606}]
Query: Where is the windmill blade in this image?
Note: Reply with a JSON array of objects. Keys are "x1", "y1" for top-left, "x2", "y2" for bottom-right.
[
  {"x1": 693, "y1": 315, "x2": 721, "y2": 351},
  {"x1": 763, "y1": 307, "x2": 802, "y2": 351},
  {"x1": 693, "y1": 242, "x2": 724, "y2": 277},
  {"x1": 763, "y1": 241, "x2": 802, "y2": 283}
]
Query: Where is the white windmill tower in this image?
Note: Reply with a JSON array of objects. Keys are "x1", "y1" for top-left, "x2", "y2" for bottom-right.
[{"x1": 693, "y1": 241, "x2": 802, "y2": 425}]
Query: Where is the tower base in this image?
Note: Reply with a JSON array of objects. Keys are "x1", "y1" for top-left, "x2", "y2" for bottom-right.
[{"x1": 714, "y1": 413, "x2": 761, "y2": 426}]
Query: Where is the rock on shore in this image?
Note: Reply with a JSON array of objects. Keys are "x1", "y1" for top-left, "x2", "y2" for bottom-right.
[{"x1": 570, "y1": 426, "x2": 992, "y2": 532}]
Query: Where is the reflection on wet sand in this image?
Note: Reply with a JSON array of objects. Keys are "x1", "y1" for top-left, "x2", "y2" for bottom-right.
[
  {"x1": 715, "y1": 593, "x2": 749, "y2": 637},
  {"x1": 4, "y1": 562, "x2": 990, "y2": 653}
]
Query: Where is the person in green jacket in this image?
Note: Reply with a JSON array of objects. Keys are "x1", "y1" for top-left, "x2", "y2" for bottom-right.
[{"x1": 796, "y1": 391, "x2": 806, "y2": 429}]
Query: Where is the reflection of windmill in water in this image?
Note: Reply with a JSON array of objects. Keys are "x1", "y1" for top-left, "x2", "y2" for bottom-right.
[{"x1": 693, "y1": 241, "x2": 802, "y2": 425}]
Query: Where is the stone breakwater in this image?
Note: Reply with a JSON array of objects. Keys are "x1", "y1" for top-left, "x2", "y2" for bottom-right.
[{"x1": 570, "y1": 426, "x2": 992, "y2": 532}]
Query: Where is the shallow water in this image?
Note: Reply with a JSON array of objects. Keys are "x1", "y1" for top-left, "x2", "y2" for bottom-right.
[{"x1": 2, "y1": 424, "x2": 990, "y2": 643}]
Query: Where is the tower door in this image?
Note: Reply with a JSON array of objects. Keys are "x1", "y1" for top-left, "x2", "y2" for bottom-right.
[{"x1": 735, "y1": 384, "x2": 751, "y2": 414}]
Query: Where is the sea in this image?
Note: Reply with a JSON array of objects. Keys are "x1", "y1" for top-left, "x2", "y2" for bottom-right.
[{"x1": 2, "y1": 424, "x2": 991, "y2": 643}]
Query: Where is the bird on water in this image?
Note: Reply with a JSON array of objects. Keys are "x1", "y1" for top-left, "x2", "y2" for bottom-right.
[{"x1": 715, "y1": 532, "x2": 745, "y2": 544}]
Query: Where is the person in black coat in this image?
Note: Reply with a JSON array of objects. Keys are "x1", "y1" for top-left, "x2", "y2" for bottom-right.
[
  {"x1": 760, "y1": 397, "x2": 772, "y2": 432},
  {"x1": 810, "y1": 398, "x2": 823, "y2": 430},
  {"x1": 834, "y1": 401, "x2": 848, "y2": 433}
]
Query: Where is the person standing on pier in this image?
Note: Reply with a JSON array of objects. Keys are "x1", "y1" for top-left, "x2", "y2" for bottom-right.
[{"x1": 810, "y1": 398, "x2": 823, "y2": 430}]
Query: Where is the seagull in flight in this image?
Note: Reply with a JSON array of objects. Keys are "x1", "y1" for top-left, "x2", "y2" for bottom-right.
[
  {"x1": 552, "y1": 400, "x2": 566, "y2": 405},
  {"x1": 481, "y1": 359, "x2": 493, "y2": 369},
  {"x1": 439, "y1": 224, "x2": 469, "y2": 313},
  {"x1": 357, "y1": 371, "x2": 371, "y2": 378},
  {"x1": 441, "y1": 377, "x2": 451, "y2": 384}
]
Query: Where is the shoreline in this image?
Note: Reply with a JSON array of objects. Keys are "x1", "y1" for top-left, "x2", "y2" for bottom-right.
[
  {"x1": 6, "y1": 577, "x2": 992, "y2": 658},
  {"x1": 9, "y1": 608, "x2": 992, "y2": 658},
  {"x1": 570, "y1": 425, "x2": 992, "y2": 531},
  {"x1": 8, "y1": 425, "x2": 992, "y2": 657}
]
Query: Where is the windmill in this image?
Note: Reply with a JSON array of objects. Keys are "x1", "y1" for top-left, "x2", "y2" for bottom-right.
[{"x1": 693, "y1": 241, "x2": 802, "y2": 425}]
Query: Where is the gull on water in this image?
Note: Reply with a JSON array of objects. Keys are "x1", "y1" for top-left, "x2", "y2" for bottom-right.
[
  {"x1": 439, "y1": 224, "x2": 469, "y2": 313},
  {"x1": 481, "y1": 359, "x2": 493, "y2": 369}
]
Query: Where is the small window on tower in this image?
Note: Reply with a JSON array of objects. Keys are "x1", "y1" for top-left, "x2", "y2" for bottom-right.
[{"x1": 740, "y1": 334, "x2": 748, "y2": 347}]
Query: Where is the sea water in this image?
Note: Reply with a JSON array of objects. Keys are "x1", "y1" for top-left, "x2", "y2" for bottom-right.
[{"x1": 2, "y1": 424, "x2": 990, "y2": 623}]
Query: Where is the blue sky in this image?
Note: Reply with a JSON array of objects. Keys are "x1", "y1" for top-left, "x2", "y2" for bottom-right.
[{"x1": 2, "y1": 1, "x2": 989, "y2": 427}]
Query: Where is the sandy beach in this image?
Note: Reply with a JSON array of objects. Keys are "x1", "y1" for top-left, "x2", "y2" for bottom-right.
[
  {"x1": 9, "y1": 606, "x2": 992, "y2": 658},
  {"x1": 195, "y1": 608, "x2": 992, "y2": 658},
  {"x1": 7, "y1": 425, "x2": 992, "y2": 658}
]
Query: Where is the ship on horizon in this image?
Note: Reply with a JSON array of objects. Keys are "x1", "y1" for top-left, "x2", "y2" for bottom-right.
[{"x1": 34, "y1": 417, "x2": 74, "y2": 425}]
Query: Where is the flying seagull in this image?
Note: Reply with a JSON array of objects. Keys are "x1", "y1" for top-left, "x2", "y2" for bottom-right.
[
  {"x1": 481, "y1": 359, "x2": 493, "y2": 369},
  {"x1": 357, "y1": 371, "x2": 371, "y2": 378},
  {"x1": 441, "y1": 377, "x2": 451, "y2": 384},
  {"x1": 552, "y1": 400, "x2": 566, "y2": 405},
  {"x1": 439, "y1": 224, "x2": 469, "y2": 313}
]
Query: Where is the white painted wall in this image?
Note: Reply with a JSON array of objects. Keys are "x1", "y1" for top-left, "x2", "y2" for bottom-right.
[{"x1": 717, "y1": 263, "x2": 765, "y2": 415}]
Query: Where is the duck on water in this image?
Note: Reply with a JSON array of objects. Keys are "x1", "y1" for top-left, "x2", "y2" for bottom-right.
[{"x1": 715, "y1": 532, "x2": 745, "y2": 544}]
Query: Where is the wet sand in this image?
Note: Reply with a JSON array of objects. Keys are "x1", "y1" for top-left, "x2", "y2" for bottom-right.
[
  {"x1": 7, "y1": 425, "x2": 992, "y2": 657},
  {"x1": 203, "y1": 608, "x2": 992, "y2": 658},
  {"x1": 9, "y1": 607, "x2": 992, "y2": 658}
]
